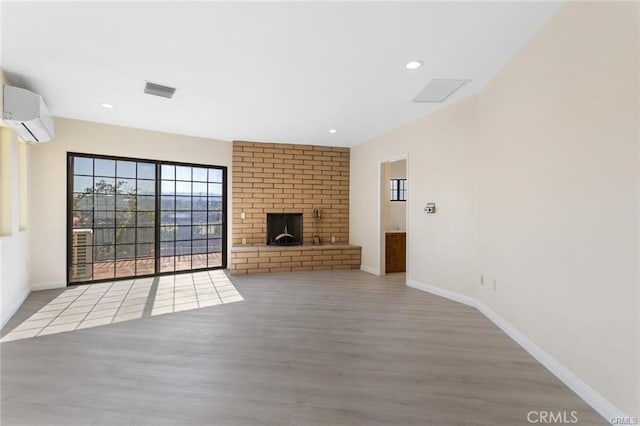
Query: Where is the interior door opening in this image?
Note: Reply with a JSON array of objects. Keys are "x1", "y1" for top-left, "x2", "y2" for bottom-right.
[
  {"x1": 380, "y1": 158, "x2": 407, "y2": 275},
  {"x1": 67, "y1": 153, "x2": 227, "y2": 285}
]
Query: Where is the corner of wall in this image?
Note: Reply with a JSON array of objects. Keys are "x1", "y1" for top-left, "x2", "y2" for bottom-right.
[
  {"x1": 351, "y1": 2, "x2": 638, "y2": 418},
  {"x1": 0, "y1": 126, "x2": 31, "y2": 329},
  {"x1": 408, "y1": 278, "x2": 629, "y2": 422}
]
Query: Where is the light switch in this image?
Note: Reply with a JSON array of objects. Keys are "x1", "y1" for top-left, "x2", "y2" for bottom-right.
[{"x1": 240, "y1": 212, "x2": 246, "y2": 220}]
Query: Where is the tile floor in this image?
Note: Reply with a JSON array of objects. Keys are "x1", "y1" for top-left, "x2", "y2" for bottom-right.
[
  {"x1": 1, "y1": 270, "x2": 243, "y2": 343},
  {"x1": 89, "y1": 253, "x2": 223, "y2": 281}
]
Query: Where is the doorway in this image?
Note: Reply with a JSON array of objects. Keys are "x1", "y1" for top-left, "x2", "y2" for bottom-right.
[
  {"x1": 67, "y1": 153, "x2": 227, "y2": 284},
  {"x1": 379, "y1": 158, "x2": 408, "y2": 275}
]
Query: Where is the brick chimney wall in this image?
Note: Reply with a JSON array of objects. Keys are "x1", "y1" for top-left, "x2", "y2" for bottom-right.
[{"x1": 232, "y1": 141, "x2": 350, "y2": 246}]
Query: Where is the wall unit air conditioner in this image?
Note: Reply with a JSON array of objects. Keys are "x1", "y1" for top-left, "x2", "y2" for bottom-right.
[
  {"x1": 72, "y1": 229, "x2": 93, "y2": 281},
  {"x1": 3, "y1": 85, "x2": 55, "y2": 143}
]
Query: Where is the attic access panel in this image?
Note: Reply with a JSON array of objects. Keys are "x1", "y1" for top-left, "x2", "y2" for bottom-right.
[{"x1": 413, "y1": 79, "x2": 468, "y2": 103}]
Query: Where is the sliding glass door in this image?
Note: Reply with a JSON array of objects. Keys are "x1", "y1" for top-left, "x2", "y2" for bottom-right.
[
  {"x1": 159, "y1": 164, "x2": 224, "y2": 273},
  {"x1": 68, "y1": 153, "x2": 226, "y2": 284}
]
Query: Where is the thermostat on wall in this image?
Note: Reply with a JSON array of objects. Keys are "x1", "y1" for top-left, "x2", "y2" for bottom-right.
[{"x1": 424, "y1": 203, "x2": 436, "y2": 214}]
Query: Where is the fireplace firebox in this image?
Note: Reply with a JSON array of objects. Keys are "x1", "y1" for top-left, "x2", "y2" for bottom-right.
[{"x1": 266, "y1": 213, "x2": 303, "y2": 246}]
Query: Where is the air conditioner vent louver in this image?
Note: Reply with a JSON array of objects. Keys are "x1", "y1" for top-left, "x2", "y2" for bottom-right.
[
  {"x1": 144, "y1": 82, "x2": 176, "y2": 99},
  {"x1": 72, "y1": 229, "x2": 93, "y2": 281}
]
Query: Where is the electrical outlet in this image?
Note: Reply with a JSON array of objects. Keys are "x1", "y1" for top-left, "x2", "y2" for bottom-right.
[
  {"x1": 492, "y1": 279, "x2": 497, "y2": 291},
  {"x1": 480, "y1": 275, "x2": 484, "y2": 285},
  {"x1": 241, "y1": 237, "x2": 247, "y2": 245},
  {"x1": 240, "y1": 212, "x2": 246, "y2": 220}
]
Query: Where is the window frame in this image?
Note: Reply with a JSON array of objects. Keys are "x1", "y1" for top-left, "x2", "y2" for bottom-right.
[{"x1": 390, "y1": 178, "x2": 407, "y2": 202}]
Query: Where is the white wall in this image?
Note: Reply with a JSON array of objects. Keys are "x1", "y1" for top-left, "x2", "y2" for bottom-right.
[
  {"x1": 638, "y1": 2, "x2": 640, "y2": 416},
  {"x1": 383, "y1": 160, "x2": 407, "y2": 232},
  {"x1": 0, "y1": 65, "x2": 31, "y2": 329},
  {"x1": 0, "y1": 129, "x2": 30, "y2": 328},
  {"x1": 350, "y1": 1, "x2": 638, "y2": 418},
  {"x1": 29, "y1": 117, "x2": 232, "y2": 289},
  {"x1": 476, "y1": 1, "x2": 639, "y2": 417},
  {"x1": 351, "y1": 95, "x2": 479, "y2": 296}
]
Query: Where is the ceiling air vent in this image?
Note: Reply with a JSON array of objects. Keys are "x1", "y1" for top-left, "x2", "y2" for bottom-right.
[
  {"x1": 413, "y1": 79, "x2": 469, "y2": 103},
  {"x1": 144, "y1": 82, "x2": 176, "y2": 99}
]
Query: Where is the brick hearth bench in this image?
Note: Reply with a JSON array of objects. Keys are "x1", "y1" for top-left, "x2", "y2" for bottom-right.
[{"x1": 230, "y1": 244, "x2": 361, "y2": 274}]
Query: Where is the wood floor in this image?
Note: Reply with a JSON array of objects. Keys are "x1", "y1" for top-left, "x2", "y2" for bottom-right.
[
  {"x1": 85, "y1": 253, "x2": 223, "y2": 281},
  {"x1": 1, "y1": 270, "x2": 604, "y2": 425}
]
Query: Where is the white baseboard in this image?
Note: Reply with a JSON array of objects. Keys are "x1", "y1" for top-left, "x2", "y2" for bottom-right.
[
  {"x1": 31, "y1": 281, "x2": 66, "y2": 291},
  {"x1": 1, "y1": 285, "x2": 30, "y2": 329},
  {"x1": 407, "y1": 279, "x2": 476, "y2": 307},
  {"x1": 407, "y1": 278, "x2": 626, "y2": 424},
  {"x1": 360, "y1": 265, "x2": 379, "y2": 276}
]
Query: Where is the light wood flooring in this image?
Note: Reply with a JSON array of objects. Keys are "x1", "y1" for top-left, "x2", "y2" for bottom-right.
[{"x1": 1, "y1": 270, "x2": 604, "y2": 425}]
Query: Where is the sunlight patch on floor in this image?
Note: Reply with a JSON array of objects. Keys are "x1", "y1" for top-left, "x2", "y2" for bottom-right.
[
  {"x1": 151, "y1": 270, "x2": 243, "y2": 316},
  {"x1": 1, "y1": 270, "x2": 242, "y2": 343}
]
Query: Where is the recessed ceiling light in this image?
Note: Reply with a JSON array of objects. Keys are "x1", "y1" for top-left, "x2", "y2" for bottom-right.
[
  {"x1": 405, "y1": 60, "x2": 423, "y2": 70},
  {"x1": 328, "y1": 129, "x2": 338, "y2": 134},
  {"x1": 100, "y1": 103, "x2": 114, "y2": 109}
]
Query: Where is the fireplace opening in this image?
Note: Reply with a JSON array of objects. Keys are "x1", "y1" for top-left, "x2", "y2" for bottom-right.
[{"x1": 266, "y1": 213, "x2": 303, "y2": 246}]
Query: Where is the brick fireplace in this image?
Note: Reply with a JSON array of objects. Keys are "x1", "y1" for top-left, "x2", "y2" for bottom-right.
[
  {"x1": 266, "y1": 213, "x2": 303, "y2": 245},
  {"x1": 231, "y1": 141, "x2": 361, "y2": 274}
]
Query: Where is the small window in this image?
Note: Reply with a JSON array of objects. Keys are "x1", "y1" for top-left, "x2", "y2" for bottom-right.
[{"x1": 390, "y1": 179, "x2": 407, "y2": 202}]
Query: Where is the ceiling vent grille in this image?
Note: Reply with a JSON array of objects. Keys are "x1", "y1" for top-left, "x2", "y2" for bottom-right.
[
  {"x1": 144, "y1": 82, "x2": 176, "y2": 99},
  {"x1": 413, "y1": 79, "x2": 469, "y2": 103}
]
